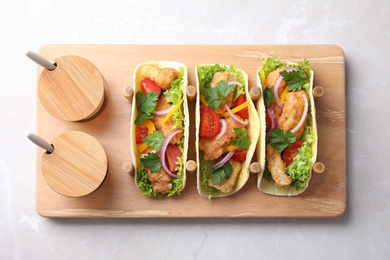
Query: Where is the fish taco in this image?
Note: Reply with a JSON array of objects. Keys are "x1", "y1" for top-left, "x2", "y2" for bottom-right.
[
  {"x1": 195, "y1": 64, "x2": 260, "y2": 198},
  {"x1": 257, "y1": 56, "x2": 318, "y2": 196},
  {"x1": 131, "y1": 61, "x2": 189, "y2": 197}
]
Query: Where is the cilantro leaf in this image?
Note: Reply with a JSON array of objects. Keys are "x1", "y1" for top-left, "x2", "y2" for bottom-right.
[
  {"x1": 263, "y1": 86, "x2": 274, "y2": 106},
  {"x1": 204, "y1": 80, "x2": 234, "y2": 110},
  {"x1": 209, "y1": 160, "x2": 233, "y2": 185},
  {"x1": 142, "y1": 130, "x2": 165, "y2": 151},
  {"x1": 231, "y1": 128, "x2": 251, "y2": 150},
  {"x1": 280, "y1": 70, "x2": 309, "y2": 91},
  {"x1": 135, "y1": 91, "x2": 159, "y2": 126},
  {"x1": 269, "y1": 128, "x2": 296, "y2": 153},
  {"x1": 140, "y1": 152, "x2": 161, "y2": 173}
]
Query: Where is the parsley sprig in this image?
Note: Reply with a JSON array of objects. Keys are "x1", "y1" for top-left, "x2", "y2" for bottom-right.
[
  {"x1": 209, "y1": 160, "x2": 233, "y2": 185},
  {"x1": 231, "y1": 128, "x2": 251, "y2": 150},
  {"x1": 263, "y1": 86, "x2": 274, "y2": 106},
  {"x1": 280, "y1": 70, "x2": 309, "y2": 91},
  {"x1": 142, "y1": 130, "x2": 165, "y2": 151},
  {"x1": 140, "y1": 152, "x2": 161, "y2": 173},
  {"x1": 205, "y1": 80, "x2": 234, "y2": 110},
  {"x1": 269, "y1": 128, "x2": 296, "y2": 153},
  {"x1": 135, "y1": 91, "x2": 159, "y2": 126}
]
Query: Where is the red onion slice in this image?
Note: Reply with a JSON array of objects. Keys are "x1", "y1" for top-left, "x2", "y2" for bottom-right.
[
  {"x1": 160, "y1": 129, "x2": 182, "y2": 178},
  {"x1": 225, "y1": 105, "x2": 248, "y2": 126},
  {"x1": 212, "y1": 150, "x2": 237, "y2": 169},
  {"x1": 273, "y1": 67, "x2": 300, "y2": 108},
  {"x1": 216, "y1": 119, "x2": 227, "y2": 140},
  {"x1": 291, "y1": 94, "x2": 308, "y2": 134},
  {"x1": 266, "y1": 106, "x2": 278, "y2": 129},
  {"x1": 153, "y1": 106, "x2": 174, "y2": 117},
  {"x1": 227, "y1": 81, "x2": 243, "y2": 86}
]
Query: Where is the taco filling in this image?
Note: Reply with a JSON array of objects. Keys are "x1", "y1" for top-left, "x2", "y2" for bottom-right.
[
  {"x1": 197, "y1": 64, "x2": 255, "y2": 197},
  {"x1": 260, "y1": 56, "x2": 315, "y2": 191},
  {"x1": 134, "y1": 64, "x2": 186, "y2": 197}
]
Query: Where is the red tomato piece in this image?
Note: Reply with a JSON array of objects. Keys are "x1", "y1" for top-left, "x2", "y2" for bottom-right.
[
  {"x1": 141, "y1": 79, "x2": 161, "y2": 95},
  {"x1": 232, "y1": 149, "x2": 247, "y2": 162},
  {"x1": 200, "y1": 106, "x2": 220, "y2": 137},
  {"x1": 235, "y1": 94, "x2": 249, "y2": 119},
  {"x1": 266, "y1": 113, "x2": 272, "y2": 132},
  {"x1": 166, "y1": 143, "x2": 182, "y2": 173},
  {"x1": 135, "y1": 125, "x2": 149, "y2": 144},
  {"x1": 282, "y1": 140, "x2": 304, "y2": 166}
]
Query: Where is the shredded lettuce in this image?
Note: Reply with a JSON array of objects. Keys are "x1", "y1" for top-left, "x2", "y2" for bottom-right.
[{"x1": 199, "y1": 151, "x2": 219, "y2": 199}]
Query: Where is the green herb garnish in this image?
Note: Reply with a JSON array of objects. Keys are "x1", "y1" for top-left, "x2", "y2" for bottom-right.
[
  {"x1": 135, "y1": 91, "x2": 159, "y2": 126},
  {"x1": 142, "y1": 130, "x2": 165, "y2": 151},
  {"x1": 209, "y1": 161, "x2": 233, "y2": 185},
  {"x1": 263, "y1": 86, "x2": 274, "y2": 106},
  {"x1": 280, "y1": 70, "x2": 309, "y2": 91},
  {"x1": 140, "y1": 152, "x2": 161, "y2": 173},
  {"x1": 231, "y1": 128, "x2": 251, "y2": 150},
  {"x1": 269, "y1": 128, "x2": 296, "y2": 153},
  {"x1": 204, "y1": 80, "x2": 234, "y2": 110}
]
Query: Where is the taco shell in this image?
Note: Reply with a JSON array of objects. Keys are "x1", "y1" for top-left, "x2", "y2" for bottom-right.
[
  {"x1": 195, "y1": 64, "x2": 260, "y2": 198},
  {"x1": 256, "y1": 63, "x2": 318, "y2": 196}
]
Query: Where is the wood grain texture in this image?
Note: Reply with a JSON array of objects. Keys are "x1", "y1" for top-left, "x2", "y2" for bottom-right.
[
  {"x1": 38, "y1": 55, "x2": 105, "y2": 121},
  {"x1": 41, "y1": 131, "x2": 108, "y2": 197},
  {"x1": 36, "y1": 45, "x2": 346, "y2": 218}
]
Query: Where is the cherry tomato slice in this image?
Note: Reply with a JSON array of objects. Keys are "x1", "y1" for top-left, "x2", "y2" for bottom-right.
[
  {"x1": 200, "y1": 106, "x2": 220, "y2": 137},
  {"x1": 266, "y1": 112, "x2": 272, "y2": 132},
  {"x1": 232, "y1": 149, "x2": 247, "y2": 162},
  {"x1": 166, "y1": 143, "x2": 182, "y2": 173},
  {"x1": 135, "y1": 125, "x2": 149, "y2": 144},
  {"x1": 235, "y1": 94, "x2": 249, "y2": 119},
  {"x1": 141, "y1": 79, "x2": 162, "y2": 95},
  {"x1": 282, "y1": 140, "x2": 304, "y2": 166}
]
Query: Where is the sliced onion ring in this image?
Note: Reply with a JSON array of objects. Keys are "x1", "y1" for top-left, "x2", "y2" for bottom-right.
[
  {"x1": 160, "y1": 129, "x2": 182, "y2": 178},
  {"x1": 291, "y1": 94, "x2": 308, "y2": 134},
  {"x1": 212, "y1": 150, "x2": 237, "y2": 169},
  {"x1": 266, "y1": 106, "x2": 278, "y2": 129},
  {"x1": 273, "y1": 67, "x2": 300, "y2": 108},
  {"x1": 227, "y1": 81, "x2": 243, "y2": 86},
  {"x1": 225, "y1": 105, "x2": 248, "y2": 126},
  {"x1": 153, "y1": 106, "x2": 174, "y2": 117},
  {"x1": 216, "y1": 119, "x2": 227, "y2": 140}
]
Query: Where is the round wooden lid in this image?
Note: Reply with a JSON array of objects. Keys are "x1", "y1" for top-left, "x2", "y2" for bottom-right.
[
  {"x1": 38, "y1": 55, "x2": 105, "y2": 122},
  {"x1": 41, "y1": 131, "x2": 108, "y2": 197}
]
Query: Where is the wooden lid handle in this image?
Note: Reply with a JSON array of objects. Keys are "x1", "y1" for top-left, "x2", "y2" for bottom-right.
[
  {"x1": 27, "y1": 133, "x2": 54, "y2": 153},
  {"x1": 26, "y1": 51, "x2": 56, "y2": 71}
]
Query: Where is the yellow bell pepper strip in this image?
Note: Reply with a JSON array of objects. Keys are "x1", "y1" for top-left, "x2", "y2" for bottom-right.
[
  {"x1": 280, "y1": 87, "x2": 289, "y2": 103},
  {"x1": 162, "y1": 98, "x2": 184, "y2": 123},
  {"x1": 223, "y1": 101, "x2": 250, "y2": 118},
  {"x1": 226, "y1": 144, "x2": 239, "y2": 151},
  {"x1": 137, "y1": 142, "x2": 149, "y2": 153},
  {"x1": 260, "y1": 70, "x2": 266, "y2": 85},
  {"x1": 142, "y1": 119, "x2": 155, "y2": 134}
]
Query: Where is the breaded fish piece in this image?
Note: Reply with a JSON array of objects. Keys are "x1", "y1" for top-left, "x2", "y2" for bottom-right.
[
  {"x1": 199, "y1": 116, "x2": 245, "y2": 161},
  {"x1": 265, "y1": 67, "x2": 288, "y2": 97},
  {"x1": 146, "y1": 167, "x2": 172, "y2": 194},
  {"x1": 208, "y1": 158, "x2": 242, "y2": 194},
  {"x1": 141, "y1": 64, "x2": 179, "y2": 90},
  {"x1": 151, "y1": 96, "x2": 182, "y2": 144},
  {"x1": 266, "y1": 144, "x2": 292, "y2": 187},
  {"x1": 278, "y1": 90, "x2": 309, "y2": 140},
  {"x1": 210, "y1": 71, "x2": 237, "y2": 112}
]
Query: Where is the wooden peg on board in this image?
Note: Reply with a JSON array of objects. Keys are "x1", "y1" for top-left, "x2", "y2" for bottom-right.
[
  {"x1": 313, "y1": 162, "x2": 325, "y2": 174},
  {"x1": 313, "y1": 86, "x2": 324, "y2": 98},
  {"x1": 186, "y1": 85, "x2": 197, "y2": 102},
  {"x1": 186, "y1": 160, "x2": 197, "y2": 175},
  {"x1": 249, "y1": 162, "x2": 261, "y2": 175},
  {"x1": 122, "y1": 161, "x2": 134, "y2": 175},
  {"x1": 122, "y1": 86, "x2": 134, "y2": 103},
  {"x1": 249, "y1": 86, "x2": 261, "y2": 101}
]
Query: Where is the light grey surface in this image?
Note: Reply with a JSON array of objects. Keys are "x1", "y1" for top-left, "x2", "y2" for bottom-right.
[{"x1": 1, "y1": 0, "x2": 389, "y2": 259}]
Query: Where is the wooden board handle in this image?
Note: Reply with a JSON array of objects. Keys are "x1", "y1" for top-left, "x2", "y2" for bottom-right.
[
  {"x1": 249, "y1": 86, "x2": 262, "y2": 101},
  {"x1": 313, "y1": 162, "x2": 325, "y2": 173},
  {"x1": 249, "y1": 162, "x2": 261, "y2": 175},
  {"x1": 186, "y1": 160, "x2": 197, "y2": 175},
  {"x1": 122, "y1": 86, "x2": 133, "y2": 103},
  {"x1": 313, "y1": 86, "x2": 324, "y2": 98},
  {"x1": 122, "y1": 161, "x2": 134, "y2": 175},
  {"x1": 186, "y1": 85, "x2": 197, "y2": 102}
]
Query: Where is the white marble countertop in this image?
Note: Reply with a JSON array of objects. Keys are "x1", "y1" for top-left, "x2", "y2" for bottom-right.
[{"x1": 1, "y1": 0, "x2": 389, "y2": 259}]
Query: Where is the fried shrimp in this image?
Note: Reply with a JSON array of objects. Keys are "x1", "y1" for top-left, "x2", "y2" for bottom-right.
[
  {"x1": 210, "y1": 71, "x2": 237, "y2": 112},
  {"x1": 151, "y1": 96, "x2": 182, "y2": 144},
  {"x1": 278, "y1": 90, "x2": 309, "y2": 140},
  {"x1": 208, "y1": 158, "x2": 242, "y2": 194},
  {"x1": 265, "y1": 67, "x2": 288, "y2": 97},
  {"x1": 266, "y1": 144, "x2": 292, "y2": 187},
  {"x1": 199, "y1": 116, "x2": 245, "y2": 161},
  {"x1": 146, "y1": 167, "x2": 172, "y2": 194},
  {"x1": 141, "y1": 64, "x2": 179, "y2": 90}
]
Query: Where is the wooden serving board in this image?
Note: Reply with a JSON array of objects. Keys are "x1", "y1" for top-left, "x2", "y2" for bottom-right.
[{"x1": 36, "y1": 45, "x2": 346, "y2": 218}]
